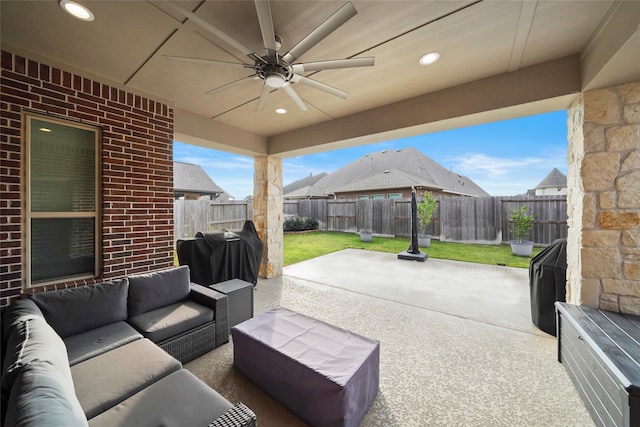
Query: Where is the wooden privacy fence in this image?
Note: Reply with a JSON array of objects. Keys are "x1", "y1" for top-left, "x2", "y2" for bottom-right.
[
  {"x1": 174, "y1": 200, "x2": 253, "y2": 239},
  {"x1": 176, "y1": 195, "x2": 567, "y2": 245},
  {"x1": 284, "y1": 195, "x2": 567, "y2": 245}
]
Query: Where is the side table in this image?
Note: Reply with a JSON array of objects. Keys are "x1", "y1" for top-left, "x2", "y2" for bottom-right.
[{"x1": 210, "y1": 279, "x2": 254, "y2": 328}]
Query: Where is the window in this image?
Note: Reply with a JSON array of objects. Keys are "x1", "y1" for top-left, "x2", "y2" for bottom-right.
[
  {"x1": 24, "y1": 115, "x2": 101, "y2": 287},
  {"x1": 357, "y1": 195, "x2": 369, "y2": 200},
  {"x1": 371, "y1": 194, "x2": 384, "y2": 200},
  {"x1": 388, "y1": 193, "x2": 402, "y2": 199}
]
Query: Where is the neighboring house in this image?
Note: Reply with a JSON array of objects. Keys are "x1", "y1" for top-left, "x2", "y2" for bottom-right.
[
  {"x1": 173, "y1": 162, "x2": 232, "y2": 200},
  {"x1": 285, "y1": 148, "x2": 489, "y2": 200},
  {"x1": 531, "y1": 168, "x2": 567, "y2": 196},
  {"x1": 283, "y1": 172, "x2": 328, "y2": 199}
]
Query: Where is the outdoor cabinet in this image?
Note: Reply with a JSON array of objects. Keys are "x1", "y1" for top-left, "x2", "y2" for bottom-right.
[
  {"x1": 210, "y1": 279, "x2": 254, "y2": 328},
  {"x1": 555, "y1": 302, "x2": 640, "y2": 427}
]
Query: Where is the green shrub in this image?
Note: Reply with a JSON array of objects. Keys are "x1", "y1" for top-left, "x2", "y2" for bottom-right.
[
  {"x1": 284, "y1": 216, "x2": 318, "y2": 232},
  {"x1": 303, "y1": 217, "x2": 319, "y2": 230},
  {"x1": 508, "y1": 205, "x2": 535, "y2": 242}
]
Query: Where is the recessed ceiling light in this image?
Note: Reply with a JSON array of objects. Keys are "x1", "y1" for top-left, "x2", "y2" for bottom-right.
[
  {"x1": 39, "y1": 128, "x2": 52, "y2": 133},
  {"x1": 419, "y1": 52, "x2": 440, "y2": 65},
  {"x1": 275, "y1": 108, "x2": 287, "y2": 114},
  {"x1": 60, "y1": 0, "x2": 94, "y2": 21}
]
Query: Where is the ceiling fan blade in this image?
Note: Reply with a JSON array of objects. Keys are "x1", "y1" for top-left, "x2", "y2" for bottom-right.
[
  {"x1": 291, "y1": 75, "x2": 348, "y2": 98},
  {"x1": 167, "y1": 2, "x2": 257, "y2": 60},
  {"x1": 283, "y1": 84, "x2": 308, "y2": 111},
  {"x1": 282, "y1": 2, "x2": 357, "y2": 64},
  {"x1": 163, "y1": 55, "x2": 254, "y2": 69},
  {"x1": 254, "y1": 0, "x2": 277, "y2": 59},
  {"x1": 292, "y1": 57, "x2": 374, "y2": 73},
  {"x1": 256, "y1": 83, "x2": 271, "y2": 111},
  {"x1": 206, "y1": 75, "x2": 257, "y2": 96}
]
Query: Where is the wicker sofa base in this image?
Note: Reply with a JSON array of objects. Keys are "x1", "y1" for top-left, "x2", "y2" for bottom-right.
[
  {"x1": 158, "y1": 320, "x2": 217, "y2": 364},
  {"x1": 210, "y1": 403, "x2": 257, "y2": 427}
]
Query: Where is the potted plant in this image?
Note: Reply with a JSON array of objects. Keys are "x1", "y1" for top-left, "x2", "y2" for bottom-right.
[
  {"x1": 417, "y1": 192, "x2": 437, "y2": 247},
  {"x1": 360, "y1": 229, "x2": 373, "y2": 242},
  {"x1": 508, "y1": 205, "x2": 535, "y2": 256}
]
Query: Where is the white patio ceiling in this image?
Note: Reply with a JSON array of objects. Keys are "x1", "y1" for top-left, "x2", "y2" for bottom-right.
[{"x1": 2, "y1": 0, "x2": 639, "y2": 157}]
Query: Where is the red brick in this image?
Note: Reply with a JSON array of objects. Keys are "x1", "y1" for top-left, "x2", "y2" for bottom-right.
[{"x1": 1, "y1": 51, "x2": 174, "y2": 307}]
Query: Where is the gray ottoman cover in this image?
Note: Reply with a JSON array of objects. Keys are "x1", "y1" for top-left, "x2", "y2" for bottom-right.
[{"x1": 231, "y1": 307, "x2": 379, "y2": 427}]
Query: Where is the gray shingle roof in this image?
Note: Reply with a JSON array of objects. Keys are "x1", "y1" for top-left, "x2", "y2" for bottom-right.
[
  {"x1": 173, "y1": 162, "x2": 226, "y2": 195},
  {"x1": 333, "y1": 169, "x2": 438, "y2": 192},
  {"x1": 536, "y1": 168, "x2": 567, "y2": 189},
  {"x1": 299, "y1": 148, "x2": 489, "y2": 197},
  {"x1": 283, "y1": 172, "x2": 328, "y2": 194}
]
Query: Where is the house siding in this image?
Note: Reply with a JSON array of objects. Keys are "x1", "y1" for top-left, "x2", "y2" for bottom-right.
[
  {"x1": 335, "y1": 188, "x2": 449, "y2": 200},
  {"x1": 0, "y1": 51, "x2": 174, "y2": 307}
]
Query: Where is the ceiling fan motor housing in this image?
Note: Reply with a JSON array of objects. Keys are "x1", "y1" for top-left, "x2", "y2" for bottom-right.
[{"x1": 258, "y1": 61, "x2": 293, "y2": 88}]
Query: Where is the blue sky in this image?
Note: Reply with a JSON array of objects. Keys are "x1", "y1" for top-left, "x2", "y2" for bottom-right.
[{"x1": 174, "y1": 110, "x2": 568, "y2": 199}]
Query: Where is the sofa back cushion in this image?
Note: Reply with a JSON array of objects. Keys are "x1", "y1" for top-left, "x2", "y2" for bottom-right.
[
  {"x1": 2, "y1": 299, "x2": 43, "y2": 342},
  {"x1": 2, "y1": 299, "x2": 46, "y2": 395},
  {"x1": 29, "y1": 280, "x2": 129, "y2": 338},
  {"x1": 2, "y1": 302, "x2": 73, "y2": 399},
  {"x1": 5, "y1": 362, "x2": 88, "y2": 427},
  {"x1": 128, "y1": 266, "x2": 191, "y2": 317}
]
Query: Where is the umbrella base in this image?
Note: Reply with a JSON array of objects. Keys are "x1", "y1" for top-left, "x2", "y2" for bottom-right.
[{"x1": 397, "y1": 251, "x2": 428, "y2": 262}]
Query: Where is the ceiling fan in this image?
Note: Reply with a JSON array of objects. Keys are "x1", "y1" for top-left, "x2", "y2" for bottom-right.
[{"x1": 164, "y1": 1, "x2": 375, "y2": 111}]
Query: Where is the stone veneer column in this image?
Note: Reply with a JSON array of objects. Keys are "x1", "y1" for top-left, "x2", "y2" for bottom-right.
[
  {"x1": 253, "y1": 156, "x2": 283, "y2": 278},
  {"x1": 567, "y1": 81, "x2": 640, "y2": 314}
]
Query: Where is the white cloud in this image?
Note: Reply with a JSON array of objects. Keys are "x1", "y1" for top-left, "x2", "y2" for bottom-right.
[
  {"x1": 447, "y1": 153, "x2": 547, "y2": 178},
  {"x1": 445, "y1": 151, "x2": 567, "y2": 196}
]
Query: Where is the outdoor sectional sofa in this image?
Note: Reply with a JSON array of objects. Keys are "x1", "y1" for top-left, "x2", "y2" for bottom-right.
[{"x1": 1, "y1": 265, "x2": 256, "y2": 427}]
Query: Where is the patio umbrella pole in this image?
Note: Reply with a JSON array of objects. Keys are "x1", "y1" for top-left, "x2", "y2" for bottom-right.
[{"x1": 398, "y1": 187, "x2": 427, "y2": 262}]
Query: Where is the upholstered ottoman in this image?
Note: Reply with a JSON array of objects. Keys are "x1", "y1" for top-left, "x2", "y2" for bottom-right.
[{"x1": 231, "y1": 307, "x2": 379, "y2": 427}]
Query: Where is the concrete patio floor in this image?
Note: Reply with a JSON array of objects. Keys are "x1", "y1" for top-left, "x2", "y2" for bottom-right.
[
  {"x1": 284, "y1": 248, "x2": 545, "y2": 336},
  {"x1": 188, "y1": 248, "x2": 593, "y2": 426}
]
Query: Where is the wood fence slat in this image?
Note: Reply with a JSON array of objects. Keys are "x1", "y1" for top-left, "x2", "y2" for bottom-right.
[{"x1": 176, "y1": 195, "x2": 567, "y2": 245}]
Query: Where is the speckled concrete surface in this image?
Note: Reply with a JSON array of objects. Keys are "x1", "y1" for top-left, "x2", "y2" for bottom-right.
[{"x1": 186, "y1": 249, "x2": 593, "y2": 427}]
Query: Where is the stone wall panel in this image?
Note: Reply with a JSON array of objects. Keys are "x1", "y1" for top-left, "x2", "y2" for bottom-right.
[
  {"x1": 581, "y1": 247, "x2": 622, "y2": 279},
  {"x1": 567, "y1": 80, "x2": 640, "y2": 313},
  {"x1": 582, "y1": 230, "x2": 620, "y2": 247},
  {"x1": 598, "y1": 211, "x2": 640, "y2": 229},
  {"x1": 583, "y1": 89, "x2": 621, "y2": 124},
  {"x1": 616, "y1": 171, "x2": 640, "y2": 208},
  {"x1": 606, "y1": 125, "x2": 639, "y2": 151},
  {"x1": 581, "y1": 152, "x2": 620, "y2": 191}
]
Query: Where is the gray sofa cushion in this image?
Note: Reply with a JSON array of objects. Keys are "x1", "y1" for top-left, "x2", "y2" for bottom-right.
[
  {"x1": 87, "y1": 369, "x2": 233, "y2": 427},
  {"x1": 71, "y1": 338, "x2": 181, "y2": 419},
  {"x1": 2, "y1": 313, "x2": 71, "y2": 396},
  {"x1": 5, "y1": 362, "x2": 88, "y2": 427},
  {"x1": 2, "y1": 299, "x2": 43, "y2": 339},
  {"x1": 128, "y1": 266, "x2": 191, "y2": 317},
  {"x1": 29, "y1": 280, "x2": 129, "y2": 338},
  {"x1": 64, "y1": 321, "x2": 142, "y2": 366},
  {"x1": 128, "y1": 300, "x2": 214, "y2": 343}
]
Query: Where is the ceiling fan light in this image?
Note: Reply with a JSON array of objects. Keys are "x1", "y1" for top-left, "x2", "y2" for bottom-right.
[
  {"x1": 265, "y1": 73, "x2": 286, "y2": 88},
  {"x1": 60, "y1": 0, "x2": 94, "y2": 21},
  {"x1": 419, "y1": 52, "x2": 440, "y2": 65}
]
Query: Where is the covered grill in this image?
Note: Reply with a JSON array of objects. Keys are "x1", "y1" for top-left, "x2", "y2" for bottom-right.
[{"x1": 177, "y1": 221, "x2": 263, "y2": 286}]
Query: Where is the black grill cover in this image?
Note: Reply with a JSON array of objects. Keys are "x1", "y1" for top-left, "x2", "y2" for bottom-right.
[
  {"x1": 177, "y1": 221, "x2": 263, "y2": 285},
  {"x1": 529, "y1": 238, "x2": 567, "y2": 335}
]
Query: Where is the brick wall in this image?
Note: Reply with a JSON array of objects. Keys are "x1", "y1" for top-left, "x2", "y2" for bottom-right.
[{"x1": 0, "y1": 51, "x2": 175, "y2": 307}]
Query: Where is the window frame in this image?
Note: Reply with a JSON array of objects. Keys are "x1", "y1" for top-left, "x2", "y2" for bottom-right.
[{"x1": 23, "y1": 113, "x2": 102, "y2": 288}]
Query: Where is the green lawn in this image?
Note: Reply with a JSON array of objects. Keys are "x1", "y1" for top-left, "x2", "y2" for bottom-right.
[{"x1": 284, "y1": 231, "x2": 541, "y2": 268}]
